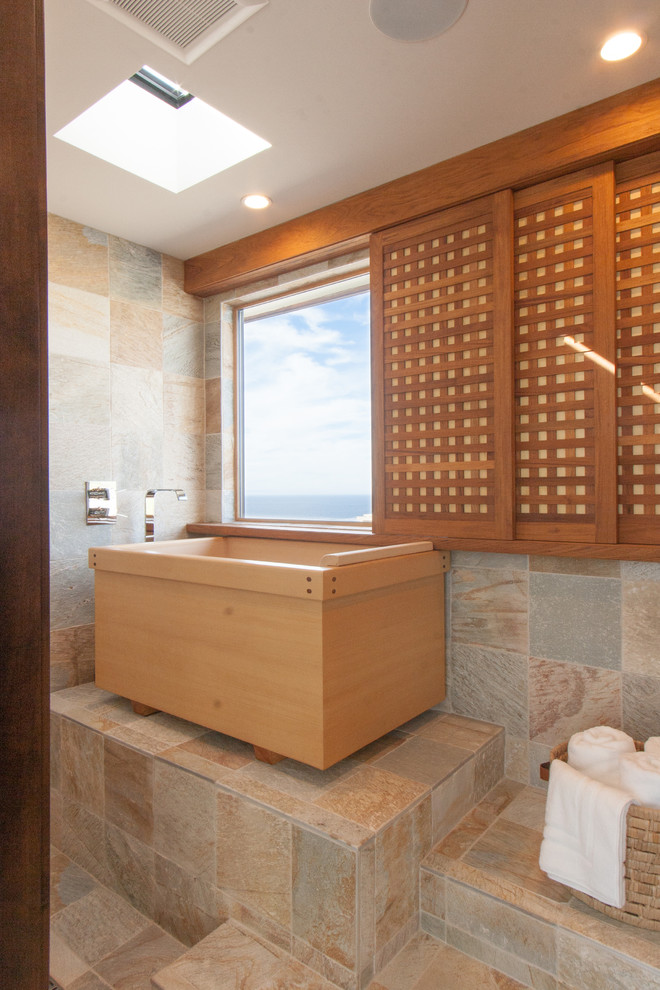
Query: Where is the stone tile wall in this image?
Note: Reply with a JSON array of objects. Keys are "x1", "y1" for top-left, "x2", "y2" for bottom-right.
[
  {"x1": 447, "y1": 551, "x2": 660, "y2": 785},
  {"x1": 48, "y1": 214, "x2": 206, "y2": 690}
]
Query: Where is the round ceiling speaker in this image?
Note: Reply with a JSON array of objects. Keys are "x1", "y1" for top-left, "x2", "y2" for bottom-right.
[{"x1": 369, "y1": 0, "x2": 468, "y2": 42}]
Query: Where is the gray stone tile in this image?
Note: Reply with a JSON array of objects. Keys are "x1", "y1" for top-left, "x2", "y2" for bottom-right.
[
  {"x1": 450, "y1": 644, "x2": 528, "y2": 738},
  {"x1": 153, "y1": 762, "x2": 216, "y2": 881},
  {"x1": 557, "y1": 929, "x2": 660, "y2": 990},
  {"x1": 530, "y1": 555, "x2": 620, "y2": 577},
  {"x1": 374, "y1": 736, "x2": 472, "y2": 787},
  {"x1": 446, "y1": 926, "x2": 557, "y2": 990},
  {"x1": 529, "y1": 572, "x2": 621, "y2": 669},
  {"x1": 109, "y1": 235, "x2": 162, "y2": 308},
  {"x1": 163, "y1": 313, "x2": 204, "y2": 378},
  {"x1": 622, "y1": 672, "x2": 660, "y2": 741},
  {"x1": 622, "y1": 579, "x2": 660, "y2": 676},
  {"x1": 205, "y1": 319, "x2": 221, "y2": 378},
  {"x1": 375, "y1": 798, "x2": 431, "y2": 953},
  {"x1": 49, "y1": 354, "x2": 112, "y2": 490}
]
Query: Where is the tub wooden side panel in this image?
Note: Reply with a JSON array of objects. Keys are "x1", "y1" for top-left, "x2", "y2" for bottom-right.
[
  {"x1": 320, "y1": 573, "x2": 445, "y2": 767},
  {"x1": 93, "y1": 571, "x2": 326, "y2": 766}
]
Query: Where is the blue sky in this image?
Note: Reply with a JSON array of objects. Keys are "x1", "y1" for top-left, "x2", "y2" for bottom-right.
[{"x1": 242, "y1": 290, "x2": 371, "y2": 497}]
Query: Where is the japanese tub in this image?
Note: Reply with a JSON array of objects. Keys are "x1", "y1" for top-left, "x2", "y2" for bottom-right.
[{"x1": 89, "y1": 536, "x2": 447, "y2": 768}]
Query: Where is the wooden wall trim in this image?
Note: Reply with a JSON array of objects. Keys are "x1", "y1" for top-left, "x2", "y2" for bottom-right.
[
  {"x1": 0, "y1": 0, "x2": 50, "y2": 986},
  {"x1": 185, "y1": 76, "x2": 660, "y2": 296}
]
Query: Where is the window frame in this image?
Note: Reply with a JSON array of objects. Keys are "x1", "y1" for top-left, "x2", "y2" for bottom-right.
[{"x1": 213, "y1": 250, "x2": 372, "y2": 531}]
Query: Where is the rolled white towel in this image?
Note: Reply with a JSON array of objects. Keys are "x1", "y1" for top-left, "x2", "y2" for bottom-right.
[
  {"x1": 620, "y1": 751, "x2": 660, "y2": 808},
  {"x1": 567, "y1": 726, "x2": 636, "y2": 786},
  {"x1": 645, "y1": 737, "x2": 660, "y2": 758}
]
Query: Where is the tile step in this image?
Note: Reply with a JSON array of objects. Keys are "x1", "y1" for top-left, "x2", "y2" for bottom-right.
[
  {"x1": 151, "y1": 919, "x2": 530, "y2": 990},
  {"x1": 420, "y1": 779, "x2": 660, "y2": 990}
]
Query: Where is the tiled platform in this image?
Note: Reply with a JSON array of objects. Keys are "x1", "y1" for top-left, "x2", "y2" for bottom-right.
[
  {"x1": 422, "y1": 779, "x2": 660, "y2": 989},
  {"x1": 51, "y1": 684, "x2": 504, "y2": 989}
]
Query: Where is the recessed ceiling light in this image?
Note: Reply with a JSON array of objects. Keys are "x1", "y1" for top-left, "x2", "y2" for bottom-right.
[
  {"x1": 600, "y1": 30, "x2": 644, "y2": 61},
  {"x1": 242, "y1": 194, "x2": 271, "y2": 209}
]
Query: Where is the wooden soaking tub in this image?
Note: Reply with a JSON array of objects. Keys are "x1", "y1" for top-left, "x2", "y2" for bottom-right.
[{"x1": 89, "y1": 537, "x2": 447, "y2": 768}]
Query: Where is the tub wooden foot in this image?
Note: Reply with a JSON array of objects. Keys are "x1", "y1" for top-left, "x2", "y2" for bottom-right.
[
  {"x1": 253, "y1": 745, "x2": 285, "y2": 765},
  {"x1": 132, "y1": 700, "x2": 160, "y2": 716}
]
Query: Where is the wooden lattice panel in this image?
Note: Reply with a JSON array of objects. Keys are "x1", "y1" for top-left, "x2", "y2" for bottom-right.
[
  {"x1": 616, "y1": 169, "x2": 660, "y2": 543},
  {"x1": 371, "y1": 196, "x2": 512, "y2": 537},
  {"x1": 513, "y1": 179, "x2": 601, "y2": 538}
]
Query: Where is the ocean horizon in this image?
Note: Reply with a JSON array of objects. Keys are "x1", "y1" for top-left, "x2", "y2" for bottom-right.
[{"x1": 243, "y1": 493, "x2": 371, "y2": 522}]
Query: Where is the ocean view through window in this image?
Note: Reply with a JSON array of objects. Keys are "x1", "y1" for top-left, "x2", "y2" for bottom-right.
[{"x1": 238, "y1": 277, "x2": 371, "y2": 524}]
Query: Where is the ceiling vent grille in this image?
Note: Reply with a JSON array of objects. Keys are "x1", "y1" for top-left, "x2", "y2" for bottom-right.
[{"x1": 85, "y1": 0, "x2": 269, "y2": 64}]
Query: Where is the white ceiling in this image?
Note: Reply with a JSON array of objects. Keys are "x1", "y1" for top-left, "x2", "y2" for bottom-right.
[{"x1": 44, "y1": 0, "x2": 660, "y2": 261}]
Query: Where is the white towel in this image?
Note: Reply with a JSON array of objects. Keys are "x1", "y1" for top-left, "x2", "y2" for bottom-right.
[
  {"x1": 620, "y1": 751, "x2": 660, "y2": 808},
  {"x1": 567, "y1": 726, "x2": 635, "y2": 786},
  {"x1": 539, "y1": 759, "x2": 633, "y2": 908},
  {"x1": 645, "y1": 737, "x2": 660, "y2": 759}
]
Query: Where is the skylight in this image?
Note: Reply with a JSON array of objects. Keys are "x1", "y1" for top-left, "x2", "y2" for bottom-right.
[{"x1": 54, "y1": 66, "x2": 271, "y2": 193}]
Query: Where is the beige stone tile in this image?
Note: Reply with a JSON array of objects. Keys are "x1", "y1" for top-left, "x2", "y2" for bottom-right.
[
  {"x1": 164, "y1": 375, "x2": 205, "y2": 435},
  {"x1": 463, "y1": 820, "x2": 570, "y2": 903},
  {"x1": 163, "y1": 313, "x2": 204, "y2": 378},
  {"x1": 95, "y1": 923, "x2": 185, "y2": 990},
  {"x1": 420, "y1": 869, "x2": 446, "y2": 918},
  {"x1": 68, "y1": 972, "x2": 114, "y2": 990},
  {"x1": 49, "y1": 928, "x2": 90, "y2": 987},
  {"x1": 417, "y1": 713, "x2": 501, "y2": 752},
  {"x1": 162, "y1": 254, "x2": 204, "y2": 322},
  {"x1": 104, "y1": 737, "x2": 154, "y2": 844},
  {"x1": 164, "y1": 730, "x2": 255, "y2": 773},
  {"x1": 50, "y1": 849, "x2": 97, "y2": 916},
  {"x1": 48, "y1": 214, "x2": 109, "y2": 295},
  {"x1": 240, "y1": 755, "x2": 359, "y2": 803},
  {"x1": 431, "y1": 758, "x2": 476, "y2": 844},
  {"x1": 153, "y1": 762, "x2": 216, "y2": 881},
  {"x1": 474, "y1": 732, "x2": 506, "y2": 801},
  {"x1": 110, "y1": 299, "x2": 163, "y2": 370},
  {"x1": 292, "y1": 826, "x2": 357, "y2": 971},
  {"x1": 370, "y1": 932, "x2": 449, "y2": 988},
  {"x1": 205, "y1": 378, "x2": 221, "y2": 434},
  {"x1": 292, "y1": 936, "x2": 359, "y2": 990},
  {"x1": 375, "y1": 798, "x2": 432, "y2": 952},
  {"x1": 61, "y1": 717, "x2": 104, "y2": 815},
  {"x1": 499, "y1": 785, "x2": 547, "y2": 833},
  {"x1": 216, "y1": 789, "x2": 292, "y2": 927},
  {"x1": 358, "y1": 840, "x2": 376, "y2": 975},
  {"x1": 154, "y1": 853, "x2": 226, "y2": 948},
  {"x1": 505, "y1": 736, "x2": 530, "y2": 785},
  {"x1": 623, "y1": 579, "x2": 660, "y2": 676},
  {"x1": 152, "y1": 921, "x2": 286, "y2": 990},
  {"x1": 50, "y1": 624, "x2": 95, "y2": 692},
  {"x1": 351, "y1": 731, "x2": 409, "y2": 764},
  {"x1": 110, "y1": 363, "x2": 163, "y2": 489},
  {"x1": 315, "y1": 768, "x2": 427, "y2": 831},
  {"x1": 222, "y1": 895, "x2": 292, "y2": 955},
  {"x1": 51, "y1": 885, "x2": 151, "y2": 967},
  {"x1": 373, "y1": 736, "x2": 471, "y2": 787},
  {"x1": 451, "y1": 565, "x2": 529, "y2": 653},
  {"x1": 222, "y1": 768, "x2": 373, "y2": 847},
  {"x1": 105, "y1": 822, "x2": 155, "y2": 917},
  {"x1": 530, "y1": 555, "x2": 620, "y2": 577},
  {"x1": 528, "y1": 656, "x2": 622, "y2": 745},
  {"x1": 163, "y1": 433, "x2": 205, "y2": 488},
  {"x1": 436, "y1": 779, "x2": 522, "y2": 860},
  {"x1": 49, "y1": 282, "x2": 110, "y2": 362},
  {"x1": 51, "y1": 712, "x2": 62, "y2": 790},
  {"x1": 415, "y1": 945, "x2": 529, "y2": 989}
]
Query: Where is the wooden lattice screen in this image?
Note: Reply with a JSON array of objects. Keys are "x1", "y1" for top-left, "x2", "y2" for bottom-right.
[
  {"x1": 371, "y1": 193, "x2": 513, "y2": 537},
  {"x1": 615, "y1": 156, "x2": 660, "y2": 544},
  {"x1": 512, "y1": 166, "x2": 616, "y2": 542}
]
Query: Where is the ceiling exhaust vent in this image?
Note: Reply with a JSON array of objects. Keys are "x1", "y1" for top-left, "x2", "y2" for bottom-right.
[{"x1": 85, "y1": 0, "x2": 269, "y2": 64}]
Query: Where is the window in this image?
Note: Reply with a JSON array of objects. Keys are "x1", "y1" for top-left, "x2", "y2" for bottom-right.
[{"x1": 234, "y1": 273, "x2": 371, "y2": 526}]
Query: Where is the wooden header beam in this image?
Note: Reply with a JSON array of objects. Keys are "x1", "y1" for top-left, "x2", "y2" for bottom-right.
[{"x1": 185, "y1": 76, "x2": 660, "y2": 297}]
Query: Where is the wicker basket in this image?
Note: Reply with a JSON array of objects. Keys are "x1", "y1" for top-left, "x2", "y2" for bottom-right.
[{"x1": 548, "y1": 739, "x2": 660, "y2": 930}]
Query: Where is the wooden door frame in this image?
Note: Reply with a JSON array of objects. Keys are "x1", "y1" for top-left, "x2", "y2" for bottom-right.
[{"x1": 0, "y1": 0, "x2": 50, "y2": 986}]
